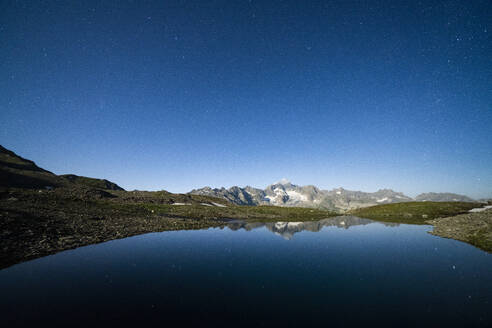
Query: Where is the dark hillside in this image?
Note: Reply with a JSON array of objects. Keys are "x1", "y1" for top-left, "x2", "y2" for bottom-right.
[{"x1": 0, "y1": 145, "x2": 62, "y2": 189}]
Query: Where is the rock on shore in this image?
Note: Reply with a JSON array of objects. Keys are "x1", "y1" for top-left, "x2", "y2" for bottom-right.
[{"x1": 427, "y1": 209, "x2": 492, "y2": 252}]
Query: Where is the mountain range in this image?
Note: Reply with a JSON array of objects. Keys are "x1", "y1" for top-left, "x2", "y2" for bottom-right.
[
  {"x1": 0, "y1": 144, "x2": 477, "y2": 211},
  {"x1": 189, "y1": 179, "x2": 476, "y2": 211}
]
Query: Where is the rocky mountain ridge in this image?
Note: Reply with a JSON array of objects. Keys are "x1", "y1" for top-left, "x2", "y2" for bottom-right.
[
  {"x1": 0, "y1": 145, "x2": 124, "y2": 191},
  {"x1": 415, "y1": 192, "x2": 475, "y2": 203},
  {"x1": 1, "y1": 144, "x2": 479, "y2": 212},
  {"x1": 190, "y1": 179, "x2": 477, "y2": 211}
]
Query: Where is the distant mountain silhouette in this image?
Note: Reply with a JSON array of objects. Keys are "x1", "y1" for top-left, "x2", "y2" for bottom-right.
[
  {"x1": 0, "y1": 145, "x2": 123, "y2": 191},
  {"x1": 190, "y1": 180, "x2": 476, "y2": 211}
]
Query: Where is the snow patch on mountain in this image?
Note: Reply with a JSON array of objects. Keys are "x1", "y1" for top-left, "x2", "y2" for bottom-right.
[
  {"x1": 212, "y1": 202, "x2": 227, "y2": 207},
  {"x1": 189, "y1": 181, "x2": 476, "y2": 211},
  {"x1": 286, "y1": 190, "x2": 308, "y2": 202}
]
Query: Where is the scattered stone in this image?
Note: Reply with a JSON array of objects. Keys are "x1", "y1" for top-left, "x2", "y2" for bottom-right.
[{"x1": 427, "y1": 209, "x2": 492, "y2": 252}]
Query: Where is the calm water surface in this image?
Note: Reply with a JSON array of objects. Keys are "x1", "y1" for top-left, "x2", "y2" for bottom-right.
[{"x1": 1, "y1": 217, "x2": 491, "y2": 327}]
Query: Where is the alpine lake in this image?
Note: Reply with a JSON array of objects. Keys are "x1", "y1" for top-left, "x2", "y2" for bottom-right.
[{"x1": 1, "y1": 216, "x2": 491, "y2": 327}]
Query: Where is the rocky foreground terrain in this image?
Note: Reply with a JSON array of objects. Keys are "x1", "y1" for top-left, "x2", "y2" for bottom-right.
[
  {"x1": 428, "y1": 209, "x2": 492, "y2": 252},
  {"x1": 0, "y1": 145, "x2": 335, "y2": 269},
  {"x1": 1, "y1": 144, "x2": 491, "y2": 269}
]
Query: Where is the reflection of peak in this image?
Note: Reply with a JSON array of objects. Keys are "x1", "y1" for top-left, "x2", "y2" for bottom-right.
[
  {"x1": 226, "y1": 216, "x2": 399, "y2": 239},
  {"x1": 269, "y1": 222, "x2": 304, "y2": 240}
]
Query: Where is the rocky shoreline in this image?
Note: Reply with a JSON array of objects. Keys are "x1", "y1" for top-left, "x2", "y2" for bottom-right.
[
  {"x1": 0, "y1": 210, "x2": 226, "y2": 271},
  {"x1": 2, "y1": 144, "x2": 491, "y2": 270},
  {"x1": 427, "y1": 209, "x2": 492, "y2": 252},
  {"x1": 0, "y1": 186, "x2": 337, "y2": 270},
  {"x1": 0, "y1": 189, "x2": 228, "y2": 270},
  {"x1": 2, "y1": 190, "x2": 491, "y2": 270}
]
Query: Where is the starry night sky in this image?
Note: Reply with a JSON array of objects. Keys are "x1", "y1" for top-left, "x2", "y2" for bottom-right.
[{"x1": 1, "y1": 0, "x2": 491, "y2": 198}]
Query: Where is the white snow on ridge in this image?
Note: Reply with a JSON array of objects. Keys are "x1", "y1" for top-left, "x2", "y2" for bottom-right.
[
  {"x1": 376, "y1": 197, "x2": 389, "y2": 203},
  {"x1": 172, "y1": 203, "x2": 191, "y2": 206},
  {"x1": 265, "y1": 194, "x2": 280, "y2": 202},
  {"x1": 212, "y1": 202, "x2": 227, "y2": 207},
  {"x1": 286, "y1": 190, "x2": 308, "y2": 202},
  {"x1": 469, "y1": 205, "x2": 492, "y2": 213},
  {"x1": 274, "y1": 188, "x2": 287, "y2": 195},
  {"x1": 265, "y1": 188, "x2": 289, "y2": 204}
]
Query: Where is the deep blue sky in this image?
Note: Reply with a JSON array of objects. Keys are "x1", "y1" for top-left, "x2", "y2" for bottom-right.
[{"x1": 1, "y1": 0, "x2": 491, "y2": 198}]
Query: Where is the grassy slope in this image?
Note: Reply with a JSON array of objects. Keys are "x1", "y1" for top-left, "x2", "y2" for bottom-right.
[
  {"x1": 0, "y1": 145, "x2": 124, "y2": 191},
  {"x1": 350, "y1": 201, "x2": 481, "y2": 224},
  {"x1": 0, "y1": 188, "x2": 338, "y2": 269},
  {"x1": 106, "y1": 189, "x2": 338, "y2": 221},
  {"x1": 350, "y1": 201, "x2": 492, "y2": 253},
  {"x1": 60, "y1": 174, "x2": 124, "y2": 191},
  {"x1": 466, "y1": 226, "x2": 492, "y2": 252},
  {"x1": 139, "y1": 203, "x2": 336, "y2": 221},
  {"x1": 0, "y1": 145, "x2": 64, "y2": 189},
  {"x1": 427, "y1": 210, "x2": 492, "y2": 252},
  {"x1": 3, "y1": 143, "x2": 491, "y2": 268}
]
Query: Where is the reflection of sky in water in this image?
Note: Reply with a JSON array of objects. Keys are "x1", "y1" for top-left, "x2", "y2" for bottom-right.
[{"x1": 1, "y1": 219, "x2": 491, "y2": 326}]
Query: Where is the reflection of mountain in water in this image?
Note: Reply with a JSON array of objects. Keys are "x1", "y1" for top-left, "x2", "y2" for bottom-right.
[{"x1": 226, "y1": 216, "x2": 399, "y2": 240}]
